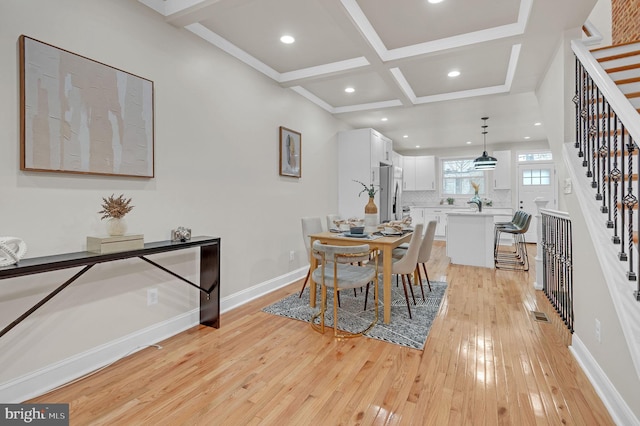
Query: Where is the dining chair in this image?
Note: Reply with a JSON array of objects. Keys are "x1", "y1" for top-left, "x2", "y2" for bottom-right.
[
  {"x1": 310, "y1": 241, "x2": 379, "y2": 338},
  {"x1": 413, "y1": 220, "x2": 436, "y2": 298},
  {"x1": 326, "y1": 214, "x2": 341, "y2": 231},
  {"x1": 299, "y1": 217, "x2": 324, "y2": 297},
  {"x1": 371, "y1": 223, "x2": 424, "y2": 319}
]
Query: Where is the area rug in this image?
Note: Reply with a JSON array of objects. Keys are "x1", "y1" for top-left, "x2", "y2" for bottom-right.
[{"x1": 262, "y1": 278, "x2": 448, "y2": 350}]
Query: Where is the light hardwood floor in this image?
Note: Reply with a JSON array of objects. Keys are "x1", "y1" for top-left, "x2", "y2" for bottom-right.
[{"x1": 30, "y1": 242, "x2": 614, "y2": 425}]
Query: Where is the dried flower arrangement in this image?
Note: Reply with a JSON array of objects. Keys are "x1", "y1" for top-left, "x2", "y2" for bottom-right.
[
  {"x1": 471, "y1": 181, "x2": 480, "y2": 194},
  {"x1": 354, "y1": 180, "x2": 381, "y2": 198},
  {"x1": 98, "y1": 194, "x2": 134, "y2": 220}
]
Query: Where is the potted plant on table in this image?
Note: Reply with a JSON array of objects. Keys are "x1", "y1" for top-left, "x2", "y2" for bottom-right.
[{"x1": 354, "y1": 180, "x2": 380, "y2": 214}]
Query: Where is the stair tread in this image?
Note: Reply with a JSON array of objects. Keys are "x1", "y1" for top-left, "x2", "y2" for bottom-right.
[{"x1": 606, "y1": 63, "x2": 640, "y2": 73}]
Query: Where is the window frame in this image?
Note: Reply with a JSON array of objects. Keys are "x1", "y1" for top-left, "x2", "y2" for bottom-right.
[{"x1": 440, "y1": 156, "x2": 488, "y2": 197}]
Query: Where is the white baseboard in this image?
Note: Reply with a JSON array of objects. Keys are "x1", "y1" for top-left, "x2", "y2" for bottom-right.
[
  {"x1": 220, "y1": 266, "x2": 307, "y2": 313},
  {"x1": 0, "y1": 310, "x2": 199, "y2": 403},
  {"x1": 0, "y1": 266, "x2": 307, "y2": 403},
  {"x1": 570, "y1": 334, "x2": 640, "y2": 426}
]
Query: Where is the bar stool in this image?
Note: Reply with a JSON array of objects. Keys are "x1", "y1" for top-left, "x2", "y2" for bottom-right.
[
  {"x1": 494, "y1": 211, "x2": 532, "y2": 271},
  {"x1": 493, "y1": 211, "x2": 525, "y2": 259}
]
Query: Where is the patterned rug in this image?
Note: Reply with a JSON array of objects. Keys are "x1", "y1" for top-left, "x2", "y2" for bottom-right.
[{"x1": 262, "y1": 278, "x2": 448, "y2": 350}]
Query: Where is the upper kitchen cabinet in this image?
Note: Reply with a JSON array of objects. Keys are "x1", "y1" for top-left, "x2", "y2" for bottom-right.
[
  {"x1": 370, "y1": 129, "x2": 393, "y2": 167},
  {"x1": 337, "y1": 128, "x2": 393, "y2": 219},
  {"x1": 392, "y1": 151, "x2": 403, "y2": 168},
  {"x1": 403, "y1": 155, "x2": 436, "y2": 190},
  {"x1": 492, "y1": 150, "x2": 512, "y2": 189}
]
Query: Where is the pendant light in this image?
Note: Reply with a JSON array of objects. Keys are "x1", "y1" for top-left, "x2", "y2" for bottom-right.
[{"x1": 474, "y1": 117, "x2": 497, "y2": 170}]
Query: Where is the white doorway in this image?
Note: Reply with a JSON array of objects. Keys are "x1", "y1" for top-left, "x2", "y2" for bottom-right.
[{"x1": 517, "y1": 161, "x2": 557, "y2": 243}]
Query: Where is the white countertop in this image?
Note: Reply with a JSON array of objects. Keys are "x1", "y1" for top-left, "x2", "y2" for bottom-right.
[
  {"x1": 408, "y1": 205, "x2": 511, "y2": 210},
  {"x1": 447, "y1": 210, "x2": 510, "y2": 216}
]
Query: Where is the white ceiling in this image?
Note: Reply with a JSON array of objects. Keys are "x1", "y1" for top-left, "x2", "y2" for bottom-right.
[{"x1": 140, "y1": 0, "x2": 597, "y2": 153}]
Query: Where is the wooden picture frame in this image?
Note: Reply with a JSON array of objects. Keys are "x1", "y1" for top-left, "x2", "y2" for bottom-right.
[
  {"x1": 19, "y1": 35, "x2": 155, "y2": 178},
  {"x1": 279, "y1": 126, "x2": 301, "y2": 178}
]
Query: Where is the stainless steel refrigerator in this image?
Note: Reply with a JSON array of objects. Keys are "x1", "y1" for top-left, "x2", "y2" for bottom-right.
[{"x1": 379, "y1": 165, "x2": 403, "y2": 223}]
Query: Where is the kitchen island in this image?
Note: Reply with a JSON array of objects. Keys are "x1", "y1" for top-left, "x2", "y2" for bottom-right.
[{"x1": 446, "y1": 211, "x2": 510, "y2": 268}]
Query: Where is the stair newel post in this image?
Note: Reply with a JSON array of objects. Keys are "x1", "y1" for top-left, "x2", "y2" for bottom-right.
[{"x1": 534, "y1": 198, "x2": 549, "y2": 291}]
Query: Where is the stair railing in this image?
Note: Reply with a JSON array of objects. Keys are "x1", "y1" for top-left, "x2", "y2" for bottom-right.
[
  {"x1": 541, "y1": 209, "x2": 573, "y2": 332},
  {"x1": 571, "y1": 40, "x2": 640, "y2": 302}
]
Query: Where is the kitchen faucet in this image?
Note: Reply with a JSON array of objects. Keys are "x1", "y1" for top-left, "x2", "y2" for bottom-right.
[{"x1": 468, "y1": 198, "x2": 482, "y2": 212}]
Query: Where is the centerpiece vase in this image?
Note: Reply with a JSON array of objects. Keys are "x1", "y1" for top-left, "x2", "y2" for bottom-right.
[
  {"x1": 364, "y1": 197, "x2": 378, "y2": 233},
  {"x1": 107, "y1": 217, "x2": 127, "y2": 236}
]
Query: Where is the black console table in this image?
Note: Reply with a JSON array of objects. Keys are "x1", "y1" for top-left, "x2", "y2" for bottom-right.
[{"x1": 0, "y1": 236, "x2": 220, "y2": 339}]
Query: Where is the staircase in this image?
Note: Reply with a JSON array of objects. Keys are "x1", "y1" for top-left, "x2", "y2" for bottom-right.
[
  {"x1": 592, "y1": 41, "x2": 640, "y2": 115},
  {"x1": 569, "y1": 37, "x2": 640, "y2": 379}
]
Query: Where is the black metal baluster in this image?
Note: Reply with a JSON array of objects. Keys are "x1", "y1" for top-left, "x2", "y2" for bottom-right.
[
  {"x1": 567, "y1": 217, "x2": 574, "y2": 332},
  {"x1": 612, "y1": 112, "x2": 621, "y2": 242},
  {"x1": 592, "y1": 85, "x2": 600, "y2": 189},
  {"x1": 580, "y1": 65, "x2": 588, "y2": 164},
  {"x1": 624, "y1": 134, "x2": 637, "y2": 280},
  {"x1": 573, "y1": 57, "x2": 580, "y2": 150},
  {"x1": 599, "y1": 98, "x2": 609, "y2": 209},
  {"x1": 620, "y1": 124, "x2": 628, "y2": 261}
]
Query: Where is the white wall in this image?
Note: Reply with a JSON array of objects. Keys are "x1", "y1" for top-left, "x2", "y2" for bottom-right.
[
  {"x1": 0, "y1": 0, "x2": 347, "y2": 400},
  {"x1": 536, "y1": 29, "x2": 640, "y2": 422}
]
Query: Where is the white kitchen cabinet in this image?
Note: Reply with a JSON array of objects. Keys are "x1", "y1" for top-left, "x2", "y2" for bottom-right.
[
  {"x1": 423, "y1": 208, "x2": 448, "y2": 237},
  {"x1": 403, "y1": 157, "x2": 416, "y2": 190},
  {"x1": 403, "y1": 155, "x2": 436, "y2": 190},
  {"x1": 493, "y1": 150, "x2": 512, "y2": 189},
  {"x1": 392, "y1": 151, "x2": 403, "y2": 168},
  {"x1": 409, "y1": 207, "x2": 424, "y2": 225},
  {"x1": 338, "y1": 128, "x2": 394, "y2": 219}
]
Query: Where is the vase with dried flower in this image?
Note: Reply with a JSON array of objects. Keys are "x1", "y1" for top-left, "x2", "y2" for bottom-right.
[
  {"x1": 354, "y1": 180, "x2": 380, "y2": 232},
  {"x1": 98, "y1": 194, "x2": 134, "y2": 236}
]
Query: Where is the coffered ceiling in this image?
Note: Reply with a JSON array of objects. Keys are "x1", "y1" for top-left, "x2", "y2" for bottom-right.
[{"x1": 140, "y1": 0, "x2": 597, "y2": 152}]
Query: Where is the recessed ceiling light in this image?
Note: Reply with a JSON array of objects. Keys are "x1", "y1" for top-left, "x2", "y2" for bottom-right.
[
  {"x1": 280, "y1": 35, "x2": 295, "y2": 44},
  {"x1": 428, "y1": 0, "x2": 444, "y2": 3},
  {"x1": 415, "y1": 145, "x2": 421, "y2": 148},
  {"x1": 534, "y1": 122, "x2": 542, "y2": 126},
  {"x1": 447, "y1": 70, "x2": 460, "y2": 78},
  {"x1": 466, "y1": 141, "x2": 472, "y2": 145},
  {"x1": 524, "y1": 136, "x2": 531, "y2": 140},
  {"x1": 403, "y1": 135, "x2": 408, "y2": 138},
  {"x1": 381, "y1": 117, "x2": 388, "y2": 121},
  {"x1": 344, "y1": 87, "x2": 355, "y2": 93}
]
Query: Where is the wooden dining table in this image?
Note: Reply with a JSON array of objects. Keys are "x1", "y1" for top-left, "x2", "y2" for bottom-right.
[{"x1": 308, "y1": 230, "x2": 414, "y2": 324}]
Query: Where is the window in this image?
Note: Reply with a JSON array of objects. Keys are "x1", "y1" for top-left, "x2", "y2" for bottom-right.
[
  {"x1": 522, "y1": 168, "x2": 551, "y2": 185},
  {"x1": 441, "y1": 158, "x2": 485, "y2": 195},
  {"x1": 518, "y1": 152, "x2": 552, "y2": 162}
]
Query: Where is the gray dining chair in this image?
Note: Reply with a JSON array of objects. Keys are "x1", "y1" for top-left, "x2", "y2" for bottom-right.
[
  {"x1": 392, "y1": 221, "x2": 436, "y2": 298},
  {"x1": 299, "y1": 217, "x2": 324, "y2": 297},
  {"x1": 326, "y1": 214, "x2": 341, "y2": 231},
  {"x1": 310, "y1": 241, "x2": 379, "y2": 338},
  {"x1": 372, "y1": 223, "x2": 424, "y2": 319}
]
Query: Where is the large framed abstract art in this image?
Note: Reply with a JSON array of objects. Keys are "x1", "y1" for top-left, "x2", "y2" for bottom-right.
[
  {"x1": 19, "y1": 35, "x2": 154, "y2": 178},
  {"x1": 279, "y1": 126, "x2": 301, "y2": 178}
]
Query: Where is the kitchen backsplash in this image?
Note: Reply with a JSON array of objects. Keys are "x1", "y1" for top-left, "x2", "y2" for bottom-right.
[{"x1": 403, "y1": 189, "x2": 512, "y2": 208}]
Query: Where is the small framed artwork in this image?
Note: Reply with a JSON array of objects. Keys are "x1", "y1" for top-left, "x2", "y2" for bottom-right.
[
  {"x1": 279, "y1": 126, "x2": 301, "y2": 178},
  {"x1": 19, "y1": 35, "x2": 154, "y2": 178}
]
